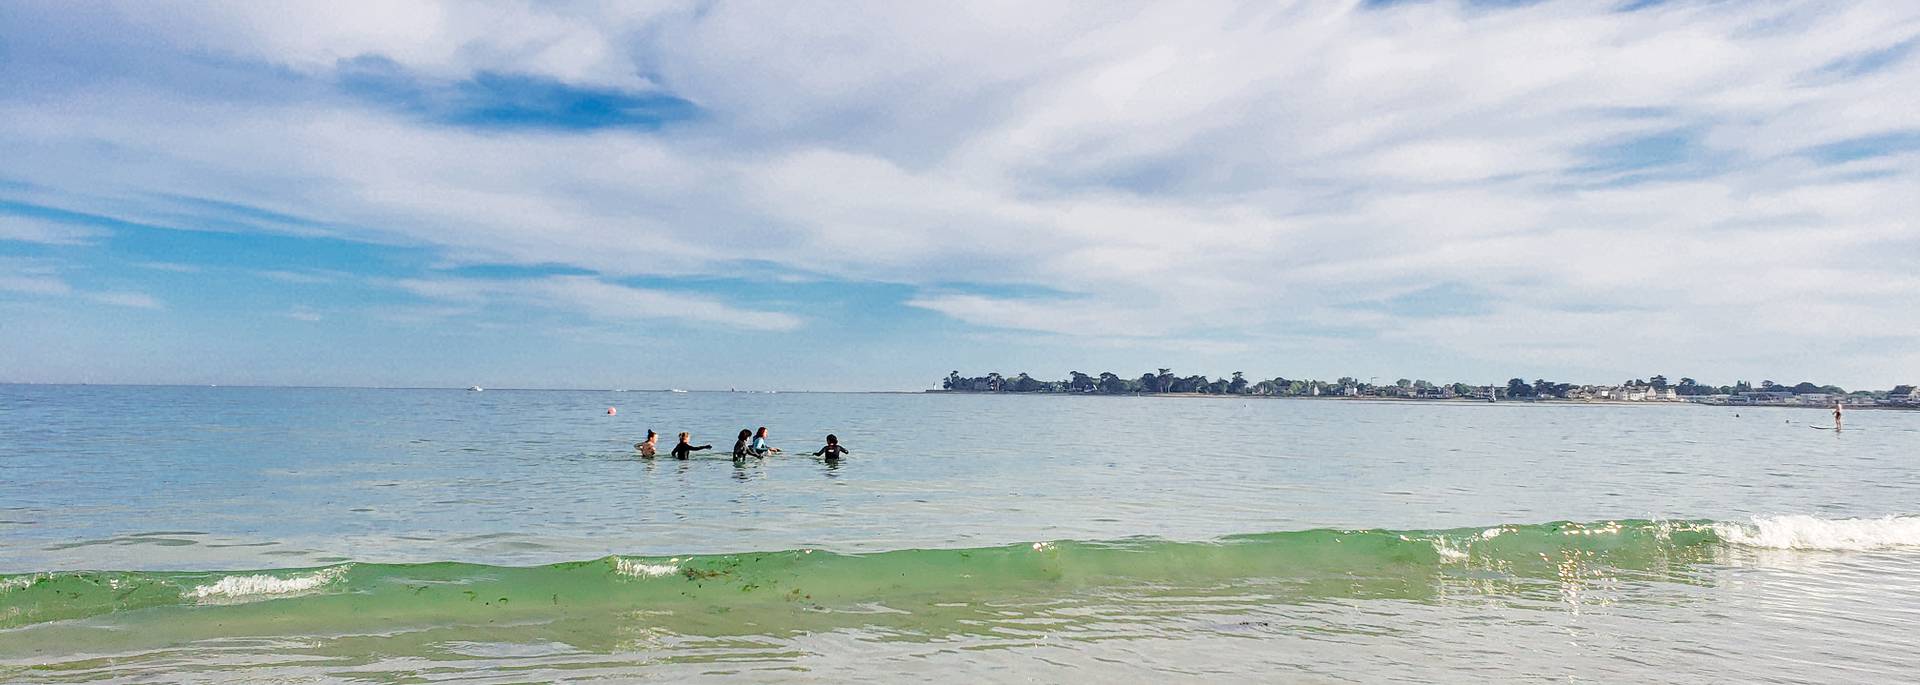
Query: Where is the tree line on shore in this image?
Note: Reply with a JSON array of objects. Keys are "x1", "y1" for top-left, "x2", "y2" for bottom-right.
[
  {"x1": 940, "y1": 370, "x2": 1874, "y2": 398},
  {"x1": 1502, "y1": 376, "x2": 1855, "y2": 398}
]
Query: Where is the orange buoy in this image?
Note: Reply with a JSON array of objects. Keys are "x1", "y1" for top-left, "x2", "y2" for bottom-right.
[{"x1": 606, "y1": 407, "x2": 617, "y2": 415}]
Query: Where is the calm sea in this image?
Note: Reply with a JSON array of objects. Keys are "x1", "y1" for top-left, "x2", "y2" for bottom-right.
[{"x1": 2, "y1": 384, "x2": 1918, "y2": 682}]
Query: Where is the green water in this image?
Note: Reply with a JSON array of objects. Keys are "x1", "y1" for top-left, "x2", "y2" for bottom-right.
[
  {"x1": 5, "y1": 386, "x2": 1920, "y2": 681},
  {"x1": 0, "y1": 520, "x2": 1715, "y2": 630},
  {"x1": 3, "y1": 520, "x2": 1733, "y2": 679}
]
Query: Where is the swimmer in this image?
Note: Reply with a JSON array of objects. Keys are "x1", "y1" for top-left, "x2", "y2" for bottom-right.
[
  {"x1": 671, "y1": 432, "x2": 712, "y2": 460},
  {"x1": 812, "y1": 434, "x2": 850, "y2": 460},
  {"x1": 749, "y1": 426, "x2": 782, "y2": 456},
  {"x1": 731, "y1": 429, "x2": 753, "y2": 460},
  {"x1": 636, "y1": 429, "x2": 659, "y2": 458}
]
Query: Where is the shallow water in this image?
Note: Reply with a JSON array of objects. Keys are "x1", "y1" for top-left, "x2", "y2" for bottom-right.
[{"x1": 2, "y1": 385, "x2": 1918, "y2": 682}]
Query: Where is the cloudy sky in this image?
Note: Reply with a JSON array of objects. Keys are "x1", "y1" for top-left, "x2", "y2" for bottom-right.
[{"x1": 2, "y1": 0, "x2": 1916, "y2": 390}]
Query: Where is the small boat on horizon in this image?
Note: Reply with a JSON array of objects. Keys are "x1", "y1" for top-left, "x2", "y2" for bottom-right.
[
  {"x1": 467, "y1": 386, "x2": 483, "y2": 392},
  {"x1": 668, "y1": 388, "x2": 689, "y2": 393}
]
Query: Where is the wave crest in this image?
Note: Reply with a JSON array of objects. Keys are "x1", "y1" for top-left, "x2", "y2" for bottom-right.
[
  {"x1": 613, "y1": 557, "x2": 680, "y2": 578},
  {"x1": 1715, "y1": 515, "x2": 1920, "y2": 551},
  {"x1": 6, "y1": 515, "x2": 1917, "y2": 630},
  {"x1": 190, "y1": 565, "x2": 350, "y2": 602}
]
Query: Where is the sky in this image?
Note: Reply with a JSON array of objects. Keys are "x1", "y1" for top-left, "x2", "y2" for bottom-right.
[{"x1": 1, "y1": 0, "x2": 1917, "y2": 391}]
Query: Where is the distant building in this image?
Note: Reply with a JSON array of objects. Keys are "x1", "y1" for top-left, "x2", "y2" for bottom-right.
[
  {"x1": 1728, "y1": 391, "x2": 1794, "y2": 405},
  {"x1": 1600, "y1": 386, "x2": 1648, "y2": 401}
]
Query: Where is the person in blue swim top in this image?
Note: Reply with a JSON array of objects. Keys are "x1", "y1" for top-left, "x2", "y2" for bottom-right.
[
  {"x1": 812, "y1": 434, "x2": 849, "y2": 460},
  {"x1": 749, "y1": 426, "x2": 782, "y2": 456}
]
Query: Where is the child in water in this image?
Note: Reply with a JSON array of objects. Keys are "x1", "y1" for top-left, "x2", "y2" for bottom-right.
[
  {"x1": 672, "y1": 432, "x2": 712, "y2": 460},
  {"x1": 636, "y1": 429, "x2": 659, "y2": 458},
  {"x1": 812, "y1": 434, "x2": 850, "y2": 460},
  {"x1": 749, "y1": 426, "x2": 782, "y2": 456},
  {"x1": 731, "y1": 429, "x2": 754, "y2": 460}
]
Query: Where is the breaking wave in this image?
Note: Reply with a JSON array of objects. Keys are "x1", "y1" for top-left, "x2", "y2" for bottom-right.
[{"x1": 4, "y1": 516, "x2": 1914, "y2": 631}]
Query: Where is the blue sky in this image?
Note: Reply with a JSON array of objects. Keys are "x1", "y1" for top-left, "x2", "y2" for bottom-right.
[{"x1": 2, "y1": 1, "x2": 1917, "y2": 390}]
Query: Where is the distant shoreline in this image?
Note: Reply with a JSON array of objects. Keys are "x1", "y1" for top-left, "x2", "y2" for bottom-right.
[
  {"x1": 920, "y1": 389, "x2": 1916, "y2": 409},
  {"x1": 3, "y1": 383, "x2": 1911, "y2": 409}
]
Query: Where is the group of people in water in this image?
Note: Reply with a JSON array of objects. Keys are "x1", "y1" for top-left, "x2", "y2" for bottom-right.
[{"x1": 635, "y1": 426, "x2": 850, "y2": 461}]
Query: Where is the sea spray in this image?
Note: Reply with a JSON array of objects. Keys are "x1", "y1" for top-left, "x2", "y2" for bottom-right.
[
  {"x1": 190, "y1": 565, "x2": 351, "y2": 603},
  {"x1": 1713, "y1": 515, "x2": 1920, "y2": 551}
]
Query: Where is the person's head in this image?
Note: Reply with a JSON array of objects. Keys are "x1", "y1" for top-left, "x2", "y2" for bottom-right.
[
  {"x1": 645, "y1": 429, "x2": 657, "y2": 441},
  {"x1": 756, "y1": 426, "x2": 768, "y2": 438},
  {"x1": 677, "y1": 432, "x2": 690, "y2": 442},
  {"x1": 826, "y1": 434, "x2": 838, "y2": 445},
  {"x1": 737, "y1": 428, "x2": 753, "y2": 441}
]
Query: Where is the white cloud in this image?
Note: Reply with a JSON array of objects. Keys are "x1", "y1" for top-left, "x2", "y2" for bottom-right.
[
  {"x1": 0, "y1": 257, "x2": 162, "y2": 308},
  {"x1": 253, "y1": 269, "x2": 345, "y2": 284},
  {"x1": 0, "y1": 216, "x2": 105, "y2": 245},
  {"x1": 0, "y1": 257, "x2": 74, "y2": 295},
  {"x1": 87, "y1": 291, "x2": 163, "y2": 309},
  {"x1": 104, "y1": 1, "x2": 676, "y2": 89},
  {"x1": 0, "y1": 274, "x2": 74, "y2": 295},
  {"x1": 2, "y1": 1, "x2": 1918, "y2": 384},
  {"x1": 285, "y1": 305, "x2": 323, "y2": 321},
  {"x1": 393, "y1": 275, "x2": 803, "y2": 332},
  {"x1": 907, "y1": 294, "x2": 1160, "y2": 338}
]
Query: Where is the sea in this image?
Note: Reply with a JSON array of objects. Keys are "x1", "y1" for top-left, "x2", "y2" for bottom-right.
[{"x1": 2, "y1": 384, "x2": 1918, "y2": 683}]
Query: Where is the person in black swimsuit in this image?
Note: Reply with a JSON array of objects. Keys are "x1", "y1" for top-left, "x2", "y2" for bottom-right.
[
  {"x1": 812, "y1": 434, "x2": 850, "y2": 460},
  {"x1": 731, "y1": 428, "x2": 753, "y2": 461},
  {"x1": 671, "y1": 432, "x2": 712, "y2": 459}
]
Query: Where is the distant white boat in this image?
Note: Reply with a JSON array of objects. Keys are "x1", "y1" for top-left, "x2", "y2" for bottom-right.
[
  {"x1": 467, "y1": 386, "x2": 484, "y2": 392},
  {"x1": 668, "y1": 388, "x2": 689, "y2": 393}
]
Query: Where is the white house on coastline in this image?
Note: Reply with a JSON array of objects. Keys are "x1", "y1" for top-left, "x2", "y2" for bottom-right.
[{"x1": 1570, "y1": 385, "x2": 1680, "y2": 401}]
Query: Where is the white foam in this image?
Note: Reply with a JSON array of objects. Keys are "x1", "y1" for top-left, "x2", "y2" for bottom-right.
[
  {"x1": 190, "y1": 565, "x2": 348, "y2": 601},
  {"x1": 1561, "y1": 521, "x2": 1623, "y2": 536},
  {"x1": 1716, "y1": 515, "x2": 1920, "y2": 551},
  {"x1": 0, "y1": 574, "x2": 38, "y2": 593},
  {"x1": 613, "y1": 558, "x2": 679, "y2": 578}
]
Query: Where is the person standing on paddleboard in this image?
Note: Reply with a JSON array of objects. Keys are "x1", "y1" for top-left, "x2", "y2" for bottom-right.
[{"x1": 1833, "y1": 401, "x2": 1844, "y2": 430}]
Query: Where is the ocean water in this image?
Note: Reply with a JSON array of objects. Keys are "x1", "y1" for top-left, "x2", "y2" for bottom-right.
[{"x1": 2, "y1": 385, "x2": 1918, "y2": 683}]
